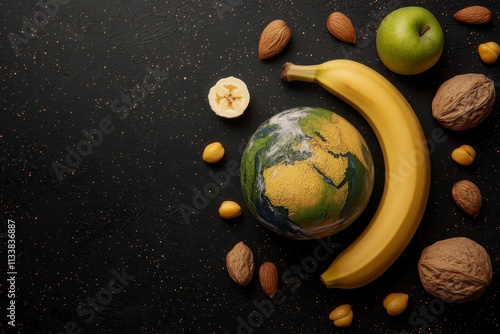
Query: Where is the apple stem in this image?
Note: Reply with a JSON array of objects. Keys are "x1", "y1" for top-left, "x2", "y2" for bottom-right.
[{"x1": 419, "y1": 25, "x2": 430, "y2": 37}]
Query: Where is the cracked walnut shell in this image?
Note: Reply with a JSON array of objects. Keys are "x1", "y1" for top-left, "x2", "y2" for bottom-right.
[
  {"x1": 432, "y1": 73, "x2": 495, "y2": 130},
  {"x1": 418, "y1": 237, "x2": 492, "y2": 303}
]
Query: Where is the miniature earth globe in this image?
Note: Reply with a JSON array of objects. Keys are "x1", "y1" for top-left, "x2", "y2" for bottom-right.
[{"x1": 240, "y1": 107, "x2": 375, "y2": 239}]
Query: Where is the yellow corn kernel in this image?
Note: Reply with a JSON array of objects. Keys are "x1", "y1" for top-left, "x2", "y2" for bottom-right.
[
  {"x1": 451, "y1": 145, "x2": 476, "y2": 166},
  {"x1": 218, "y1": 201, "x2": 242, "y2": 219},
  {"x1": 329, "y1": 304, "x2": 353, "y2": 327},
  {"x1": 383, "y1": 293, "x2": 409, "y2": 316},
  {"x1": 478, "y1": 42, "x2": 500, "y2": 64},
  {"x1": 202, "y1": 142, "x2": 225, "y2": 163}
]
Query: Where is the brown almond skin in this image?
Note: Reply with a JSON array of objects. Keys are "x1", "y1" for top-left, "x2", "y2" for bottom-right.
[
  {"x1": 452, "y1": 180, "x2": 482, "y2": 218},
  {"x1": 326, "y1": 12, "x2": 356, "y2": 44},
  {"x1": 454, "y1": 6, "x2": 492, "y2": 25},
  {"x1": 258, "y1": 20, "x2": 291, "y2": 60},
  {"x1": 259, "y1": 262, "x2": 278, "y2": 297}
]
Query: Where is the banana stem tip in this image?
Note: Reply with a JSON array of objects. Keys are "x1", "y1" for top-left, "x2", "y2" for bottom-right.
[{"x1": 281, "y1": 62, "x2": 294, "y2": 82}]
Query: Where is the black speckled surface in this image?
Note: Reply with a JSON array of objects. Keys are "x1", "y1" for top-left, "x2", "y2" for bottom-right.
[{"x1": 0, "y1": 0, "x2": 498, "y2": 333}]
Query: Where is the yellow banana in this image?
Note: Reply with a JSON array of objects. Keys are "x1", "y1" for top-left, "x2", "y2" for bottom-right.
[{"x1": 281, "y1": 59, "x2": 431, "y2": 288}]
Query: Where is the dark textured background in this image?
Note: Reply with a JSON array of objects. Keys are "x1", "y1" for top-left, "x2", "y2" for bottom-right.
[{"x1": 0, "y1": 0, "x2": 498, "y2": 333}]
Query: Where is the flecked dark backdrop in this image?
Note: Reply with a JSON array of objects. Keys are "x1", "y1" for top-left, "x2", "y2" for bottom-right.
[{"x1": 1, "y1": 0, "x2": 498, "y2": 333}]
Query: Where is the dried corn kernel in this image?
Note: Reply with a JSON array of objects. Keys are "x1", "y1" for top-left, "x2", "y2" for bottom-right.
[
  {"x1": 329, "y1": 304, "x2": 353, "y2": 327},
  {"x1": 451, "y1": 145, "x2": 476, "y2": 166},
  {"x1": 203, "y1": 142, "x2": 225, "y2": 163},
  {"x1": 383, "y1": 293, "x2": 409, "y2": 316},
  {"x1": 478, "y1": 42, "x2": 500, "y2": 64},
  {"x1": 219, "y1": 201, "x2": 242, "y2": 219}
]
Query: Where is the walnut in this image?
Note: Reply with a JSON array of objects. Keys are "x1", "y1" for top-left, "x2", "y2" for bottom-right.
[
  {"x1": 226, "y1": 241, "x2": 254, "y2": 286},
  {"x1": 432, "y1": 73, "x2": 495, "y2": 130},
  {"x1": 418, "y1": 237, "x2": 492, "y2": 303}
]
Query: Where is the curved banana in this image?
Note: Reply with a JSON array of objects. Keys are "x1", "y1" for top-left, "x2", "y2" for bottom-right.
[{"x1": 281, "y1": 59, "x2": 431, "y2": 289}]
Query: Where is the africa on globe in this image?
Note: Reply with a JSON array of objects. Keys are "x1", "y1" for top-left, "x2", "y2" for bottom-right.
[{"x1": 240, "y1": 107, "x2": 375, "y2": 239}]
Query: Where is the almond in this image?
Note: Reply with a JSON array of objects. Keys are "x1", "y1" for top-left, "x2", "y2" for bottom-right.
[
  {"x1": 454, "y1": 6, "x2": 492, "y2": 25},
  {"x1": 226, "y1": 241, "x2": 254, "y2": 286},
  {"x1": 451, "y1": 180, "x2": 482, "y2": 218},
  {"x1": 326, "y1": 12, "x2": 356, "y2": 44},
  {"x1": 259, "y1": 262, "x2": 278, "y2": 297},
  {"x1": 258, "y1": 20, "x2": 291, "y2": 60}
]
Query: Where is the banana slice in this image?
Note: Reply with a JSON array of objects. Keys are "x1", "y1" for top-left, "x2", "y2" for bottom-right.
[{"x1": 208, "y1": 76, "x2": 250, "y2": 118}]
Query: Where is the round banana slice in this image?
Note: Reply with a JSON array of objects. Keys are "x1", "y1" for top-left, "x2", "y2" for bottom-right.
[{"x1": 208, "y1": 76, "x2": 250, "y2": 118}]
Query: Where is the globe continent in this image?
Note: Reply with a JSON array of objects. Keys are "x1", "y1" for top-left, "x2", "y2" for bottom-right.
[{"x1": 240, "y1": 107, "x2": 374, "y2": 239}]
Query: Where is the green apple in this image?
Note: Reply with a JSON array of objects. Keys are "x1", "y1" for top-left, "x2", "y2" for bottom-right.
[{"x1": 376, "y1": 6, "x2": 444, "y2": 75}]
